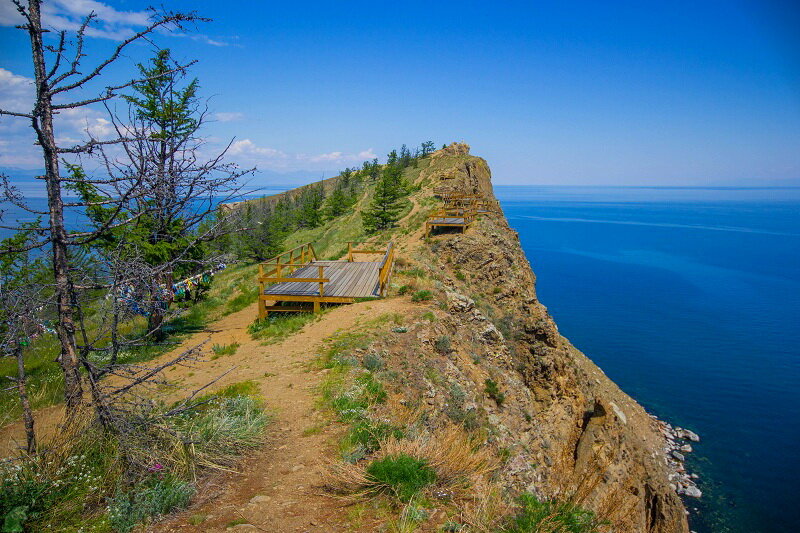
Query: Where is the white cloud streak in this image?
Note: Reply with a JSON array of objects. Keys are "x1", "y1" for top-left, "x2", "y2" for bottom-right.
[
  {"x1": 0, "y1": 0, "x2": 231, "y2": 44},
  {"x1": 214, "y1": 112, "x2": 244, "y2": 122},
  {"x1": 0, "y1": 68, "x2": 121, "y2": 167},
  {"x1": 227, "y1": 139, "x2": 378, "y2": 171}
]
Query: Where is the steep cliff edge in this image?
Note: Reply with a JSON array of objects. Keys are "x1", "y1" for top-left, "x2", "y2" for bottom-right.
[{"x1": 389, "y1": 143, "x2": 690, "y2": 532}]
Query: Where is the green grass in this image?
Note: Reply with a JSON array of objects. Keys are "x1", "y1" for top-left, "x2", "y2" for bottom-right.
[
  {"x1": 397, "y1": 268, "x2": 426, "y2": 278},
  {"x1": 319, "y1": 331, "x2": 372, "y2": 368},
  {"x1": 366, "y1": 455, "x2": 437, "y2": 502},
  {"x1": 500, "y1": 494, "x2": 606, "y2": 533},
  {"x1": 343, "y1": 419, "x2": 404, "y2": 456},
  {"x1": 411, "y1": 290, "x2": 433, "y2": 302},
  {"x1": 0, "y1": 380, "x2": 268, "y2": 532},
  {"x1": 211, "y1": 342, "x2": 240, "y2": 358},
  {"x1": 247, "y1": 311, "x2": 326, "y2": 344}
]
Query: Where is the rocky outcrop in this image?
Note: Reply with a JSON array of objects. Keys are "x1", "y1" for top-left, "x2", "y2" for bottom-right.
[{"x1": 397, "y1": 149, "x2": 690, "y2": 532}]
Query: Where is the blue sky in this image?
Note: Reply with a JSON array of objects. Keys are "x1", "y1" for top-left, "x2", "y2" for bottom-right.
[{"x1": 1, "y1": 0, "x2": 799, "y2": 186}]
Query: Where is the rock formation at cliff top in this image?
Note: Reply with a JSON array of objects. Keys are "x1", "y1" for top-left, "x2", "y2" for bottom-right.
[{"x1": 389, "y1": 142, "x2": 690, "y2": 532}]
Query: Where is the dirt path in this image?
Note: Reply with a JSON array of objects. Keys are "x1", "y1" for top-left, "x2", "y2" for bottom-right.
[{"x1": 146, "y1": 298, "x2": 415, "y2": 532}]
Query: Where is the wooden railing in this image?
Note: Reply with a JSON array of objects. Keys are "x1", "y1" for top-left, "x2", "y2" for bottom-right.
[
  {"x1": 258, "y1": 243, "x2": 328, "y2": 296},
  {"x1": 346, "y1": 241, "x2": 389, "y2": 262},
  {"x1": 429, "y1": 207, "x2": 477, "y2": 221},
  {"x1": 377, "y1": 242, "x2": 395, "y2": 296}
]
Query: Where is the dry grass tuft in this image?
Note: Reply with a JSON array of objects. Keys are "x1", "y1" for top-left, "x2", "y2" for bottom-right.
[
  {"x1": 322, "y1": 424, "x2": 498, "y2": 502},
  {"x1": 459, "y1": 479, "x2": 511, "y2": 532}
]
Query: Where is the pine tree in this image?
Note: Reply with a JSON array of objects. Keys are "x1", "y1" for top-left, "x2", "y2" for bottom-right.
[
  {"x1": 295, "y1": 182, "x2": 325, "y2": 228},
  {"x1": 362, "y1": 164, "x2": 407, "y2": 232},
  {"x1": 399, "y1": 144, "x2": 412, "y2": 167}
]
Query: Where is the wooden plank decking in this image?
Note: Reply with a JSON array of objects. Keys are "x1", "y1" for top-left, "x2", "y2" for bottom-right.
[
  {"x1": 428, "y1": 216, "x2": 468, "y2": 225},
  {"x1": 257, "y1": 242, "x2": 395, "y2": 318},
  {"x1": 264, "y1": 260, "x2": 381, "y2": 298}
]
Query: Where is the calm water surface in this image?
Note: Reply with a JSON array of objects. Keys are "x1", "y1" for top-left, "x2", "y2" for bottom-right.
[{"x1": 495, "y1": 186, "x2": 800, "y2": 533}]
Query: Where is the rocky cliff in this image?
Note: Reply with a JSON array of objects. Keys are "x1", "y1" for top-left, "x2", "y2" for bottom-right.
[{"x1": 385, "y1": 143, "x2": 690, "y2": 532}]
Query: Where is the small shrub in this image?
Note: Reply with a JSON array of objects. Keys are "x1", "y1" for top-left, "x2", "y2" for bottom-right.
[
  {"x1": 434, "y1": 336, "x2": 451, "y2": 354},
  {"x1": 366, "y1": 455, "x2": 437, "y2": 502},
  {"x1": 345, "y1": 420, "x2": 404, "y2": 454},
  {"x1": 492, "y1": 287, "x2": 502, "y2": 295},
  {"x1": 188, "y1": 514, "x2": 207, "y2": 525},
  {"x1": 329, "y1": 373, "x2": 386, "y2": 422},
  {"x1": 501, "y1": 493, "x2": 606, "y2": 533},
  {"x1": 411, "y1": 290, "x2": 433, "y2": 302},
  {"x1": 362, "y1": 353, "x2": 385, "y2": 371},
  {"x1": 398, "y1": 284, "x2": 413, "y2": 295},
  {"x1": 108, "y1": 476, "x2": 195, "y2": 533},
  {"x1": 444, "y1": 384, "x2": 482, "y2": 431},
  {"x1": 484, "y1": 379, "x2": 505, "y2": 407},
  {"x1": 454, "y1": 270, "x2": 466, "y2": 281},
  {"x1": 421, "y1": 311, "x2": 436, "y2": 322}
]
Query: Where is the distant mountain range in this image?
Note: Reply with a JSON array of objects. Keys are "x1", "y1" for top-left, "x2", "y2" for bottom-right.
[{"x1": 0, "y1": 166, "x2": 329, "y2": 198}]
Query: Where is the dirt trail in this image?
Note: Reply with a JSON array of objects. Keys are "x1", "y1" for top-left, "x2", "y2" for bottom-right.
[{"x1": 146, "y1": 298, "x2": 415, "y2": 532}]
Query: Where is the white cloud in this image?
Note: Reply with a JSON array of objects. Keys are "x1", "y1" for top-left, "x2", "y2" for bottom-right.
[
  {"x1": 0, "y1": 1, "x2": 231, "y2": 43},
  {"x1": 0, "y1": 67, "x2": 121, "y2": 167},
  {"x1": 214, "y1": 112, "x2": 244, "y2": 122},
  {"x1": 229, "y1": 139, "x2": 287, "y2": 159},
  {"x1": 311, "y1": 151, "x2": 343, "y2": 162},
  {"x1": 0, "y1": 68, "x2": 34, "y2": 117},
  {"x1": 0, "y1": 0, "x2": 148, "y2": 40},
  {"x1": 226, "y1": 139, "x2": 378, "y2": 172}
]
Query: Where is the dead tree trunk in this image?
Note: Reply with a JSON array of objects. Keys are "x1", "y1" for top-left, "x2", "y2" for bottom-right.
[
  {"x1": 13, "y1": 343, "x2": 36, "y2": 454},
  {"x1": 26, "y1": 0, "x2": 84, "y2": 410}
]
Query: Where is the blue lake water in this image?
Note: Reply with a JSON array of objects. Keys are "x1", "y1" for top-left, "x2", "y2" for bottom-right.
[{"x1": 495, "y1": 186, "x2": 800, "y2": 533}]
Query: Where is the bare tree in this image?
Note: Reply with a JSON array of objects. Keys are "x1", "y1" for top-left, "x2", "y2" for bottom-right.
[
  {"x1": 0, "y1": 1, "x2": 205, "y2": 414},
  {"x1": 0, "y1": 226, "x2": 46, "y2": 453}
]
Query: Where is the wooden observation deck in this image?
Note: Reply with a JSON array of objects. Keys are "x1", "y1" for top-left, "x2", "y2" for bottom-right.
[
  {"x1": 257, "y1": 242, "x2": 395, "y2": 318},
  {"x1": 425, "y1": 207, "x2": 476, "y2": 235},
  {"x1": 426, "y1": 192, "x2": 500, "y2": 236}
]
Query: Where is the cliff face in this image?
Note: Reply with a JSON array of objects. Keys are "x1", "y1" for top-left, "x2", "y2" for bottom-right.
[{"x1": 393, "y1": 143, "x2": 689, "y2": 532}]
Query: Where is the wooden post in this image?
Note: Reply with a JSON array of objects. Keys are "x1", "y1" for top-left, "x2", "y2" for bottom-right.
[
  {"x1": 257, "y1": 264, "x2": 265, "y2": 320},
  {"x1": 318, "y1": 265, "x2": 325, "y2": 297},
  {"x1": 347, "y1": 242, "x2": 353, "y2": 262}
]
